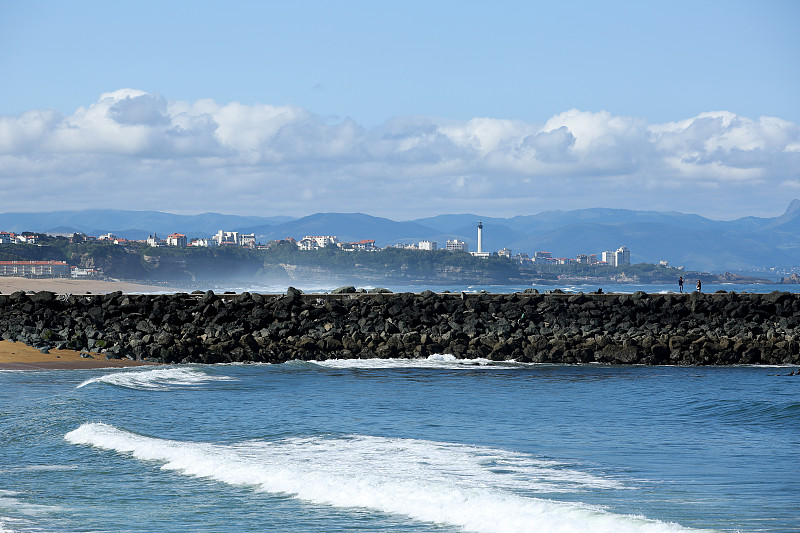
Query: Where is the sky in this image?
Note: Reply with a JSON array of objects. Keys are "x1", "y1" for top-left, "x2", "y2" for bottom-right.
[{"x1": 1, "y1": 0, "x2": 798, "y2": 221}]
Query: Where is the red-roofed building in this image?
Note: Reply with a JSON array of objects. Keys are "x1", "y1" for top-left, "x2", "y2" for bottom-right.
[
  {"x1": 15, "y1": 234, "x2": 39, "y2": 244},
  {"x1": 0, "y1": 260, "x2": 71, "y2": 277},
  {"x1": 349, "y1": 239, "x2": 377, "y2": 251},
  {"x1": 166, "y1": 233, "x2": 187, "y2": 247}
]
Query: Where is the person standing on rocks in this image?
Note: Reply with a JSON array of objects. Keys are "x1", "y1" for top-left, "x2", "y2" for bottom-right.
[
  {"x1": 679, "y1": 277, "x2": 684, "y2": 293},
  {"x1": 696, "y1": 279, "x2": 702, "y2": 292}
]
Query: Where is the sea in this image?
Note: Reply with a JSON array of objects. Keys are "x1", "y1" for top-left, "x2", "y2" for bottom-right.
[
  {"x1": 156, "y1": 281, "x2": 800, "y2": 296},
  {"x1": 2, "y1": 282, "x2": 799, "y2": 533}
]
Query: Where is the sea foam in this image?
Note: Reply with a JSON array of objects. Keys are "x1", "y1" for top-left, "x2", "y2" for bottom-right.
[
  {"x1": 311, "y1": 353, "x2": 503, "y2": 369},
  {"x1": 76, "y1": 367, "x2": 235, "y2": 391},
  {"x1": 65, "y1": 423, "x2": 712, "y2": 533},
  {"x1": 0, "y1": 490, "x2": 63, "y2": 516}
]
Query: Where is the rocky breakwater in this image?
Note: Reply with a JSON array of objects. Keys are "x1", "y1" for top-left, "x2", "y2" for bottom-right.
[{"x1": 1, "y1": 288, "x2": 799, "y2": 365}]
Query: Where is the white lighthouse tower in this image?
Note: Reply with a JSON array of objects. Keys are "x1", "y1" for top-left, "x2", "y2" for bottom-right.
[{"x1": 470, "y1": 220, "x2": 490, "y2": 258}]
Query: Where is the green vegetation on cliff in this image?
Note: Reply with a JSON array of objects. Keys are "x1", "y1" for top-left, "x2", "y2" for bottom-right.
[
  {"x1": 1, "y1": 234, "x2": 697, "y2": 284},
  {"x1": 1, "y1": 237, "x2": 523, "y2": 283}
]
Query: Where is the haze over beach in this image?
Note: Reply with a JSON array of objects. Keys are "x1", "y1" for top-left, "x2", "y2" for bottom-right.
[{"x1": 2, "y1": 3, "x2": 800, "y2": 533}]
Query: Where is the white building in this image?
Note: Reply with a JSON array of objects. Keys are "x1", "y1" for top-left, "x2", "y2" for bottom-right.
[
  {"x1": 71, "y1": 267, "x2": 101, "y2": 278},
  {"x1": 310, "y1": 236, "x2": 338, "y2": 248},
  {"x1": 189, "y1": 238, "x2": 215, "y2": 247},
  {"x1": 298, "y1": 235, "x2": 339, "y2": 250},
  {"x1": 498, "y1": 248, "x2": 512, "y2": 258},
  {"x1": 15, "y1": 234, "x2": 38, "y2": 244},
  {"x1": 446, "y1": 239, "x2": 469, "y2": 252},
  {"x1": 343, "y1": 239, "x2": 377, "y2": 251},
  {"x1": 297, "y1": 237, "x2": 317, "y2": 251},
  {"x1": 240, "y1": 233, "x2": 256, "y2": 247},
  {"x1": 166, "y1": 233, "x2": 187, "y2": 247},
  {"x1": 615, "y1": 246, "x2": 631, "y2": 266},
  {"x1": 0, "y1": 232, "x2": 13, "y2": 244},
  {"x1": 146, "y1": 233, "x2": 165, "y2": 247},
  {"x1": 602, "y1": 250, "x2": 616, "y2": 266},
  {"x1": 418, "y1": 240, "x2": 438, "y2": 251},
  {"x1": 97, "y1": 233, "x2": 116, "y2": 241},
  {"x1": 214, "y1": 230, "x2": 240, "y2": 246}
]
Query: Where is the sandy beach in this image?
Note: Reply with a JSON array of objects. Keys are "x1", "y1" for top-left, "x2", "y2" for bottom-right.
[
  {"x1": 0, "y1": 339, "x2": 158, "y2": 370},
  {"x1": 0, "y1": 277, "x2": 177, "y2": 295}
]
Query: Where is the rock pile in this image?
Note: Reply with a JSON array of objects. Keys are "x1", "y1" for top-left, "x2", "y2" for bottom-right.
[{"x1": 1, "y1": 289, "x2": 798, "y2": 365}]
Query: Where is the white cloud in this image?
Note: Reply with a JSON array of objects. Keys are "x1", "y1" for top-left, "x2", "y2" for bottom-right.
[{"x1": 1, "y1": 89, "x2": 798, "y2": 218}]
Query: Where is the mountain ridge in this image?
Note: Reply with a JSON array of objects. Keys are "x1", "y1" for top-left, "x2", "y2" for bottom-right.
[{"x1": 1, "y1": 202, "x2": 798, "y2": 271}]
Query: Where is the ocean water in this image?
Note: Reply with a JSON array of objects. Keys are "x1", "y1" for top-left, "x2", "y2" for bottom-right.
[
  {"x1": 2, "y1": 358, "x2": 798, "y2": 532},
  {"x1": 159, "y1": 281, "x2": 800, "y2": 296}
]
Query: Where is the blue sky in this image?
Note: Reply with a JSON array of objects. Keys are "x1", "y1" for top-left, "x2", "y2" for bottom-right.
[{"x1": 1, "y1": 0, "x2": 798, "y2": 219}]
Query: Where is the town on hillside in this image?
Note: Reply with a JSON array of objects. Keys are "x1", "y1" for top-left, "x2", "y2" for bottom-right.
[
  {"x1": 0, "y1": 222, "x2": 641, "y2": 279},
  {"x1": 0, "y1": 222, "x2": 785, "y2": 285}
]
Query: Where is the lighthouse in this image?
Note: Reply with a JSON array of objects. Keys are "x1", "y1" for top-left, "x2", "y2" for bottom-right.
[{"x1": 470, "y1": 221, "x2": 490, "y2": 258}]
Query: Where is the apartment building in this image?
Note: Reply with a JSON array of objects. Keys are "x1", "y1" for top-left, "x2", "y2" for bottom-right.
[{"x1": 0, "y1": 260, "x2": 71, "y2": 277}]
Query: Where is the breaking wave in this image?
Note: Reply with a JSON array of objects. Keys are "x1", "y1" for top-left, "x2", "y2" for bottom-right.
[
  {"x1": 65, "y1": 423, "x2": 711, "y2": 533},
  {"x1": 76, "y1": 367, "x2": 235, "y2": 391},
  {"x1": 310, "y1": 353, "x2": 507, "y2": 369}
]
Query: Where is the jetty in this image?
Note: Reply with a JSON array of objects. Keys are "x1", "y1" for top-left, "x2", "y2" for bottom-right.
[{"x1": 1, "y1": 289, "x2": 798, "y2": 365}]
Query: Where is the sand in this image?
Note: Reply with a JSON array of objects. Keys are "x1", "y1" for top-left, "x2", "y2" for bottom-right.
[
  {"x1": 0, "y1": 340, "x2": 158, "y2": 370},
  {"x1": 0, "y1": 277, "x2": 177, "y2": 295}
]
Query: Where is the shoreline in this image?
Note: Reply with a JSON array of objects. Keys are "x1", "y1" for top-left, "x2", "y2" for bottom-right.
[
  {"x1": 0, "y1": 339, "x2": 159, "y2": 370},
  {"x1": 0, "y1": 277, "x2": 178, "y2": 295}
]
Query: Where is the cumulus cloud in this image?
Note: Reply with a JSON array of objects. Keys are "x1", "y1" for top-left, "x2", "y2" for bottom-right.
[{"x1": 1, "y1": 89, "x2": 798, "y2": 218}]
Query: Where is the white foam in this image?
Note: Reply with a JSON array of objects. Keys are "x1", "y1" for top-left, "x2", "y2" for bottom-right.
[
  {"x1": 0, "y1": 465, "x2": 78, "y2": 474},
  {"x1": 0, "y1": 491, "x2": 62, "y2": 516},
  {"x1": 0, "y1": 517, "x2": 18, "y2": 533},
  {"x1": 65, "y1": 423, "x2": 711, "y2": 533},
  {"x1": 311, "y1": 354, "x2": 504, "y2": 369},
  {"x1": 76, "y1": 367, "x2": 235, "y2": 391}
]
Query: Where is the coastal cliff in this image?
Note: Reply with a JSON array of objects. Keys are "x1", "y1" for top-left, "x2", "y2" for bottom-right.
[{"x1": 1, "y1": 289, "x2": 798, "y2": 365}]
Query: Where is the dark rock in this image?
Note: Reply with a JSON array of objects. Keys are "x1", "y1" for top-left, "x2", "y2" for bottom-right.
[
  {"x1": 30, "y1": 291, "x2": 56, "y2": 304},
  {"x1": 286, "y1": 286, "x2": 303, "y2": 299},
  {"x1": 331, "y1": 286, "x2": 357, "y2": 294},
  {"x1": 0, "y1": 290, "x2": 797, "y2": 366}
]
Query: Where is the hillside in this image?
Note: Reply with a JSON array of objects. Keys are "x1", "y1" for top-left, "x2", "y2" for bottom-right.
[{"x1": 1, "y1": 201, "x2": 798, "y2": 271}]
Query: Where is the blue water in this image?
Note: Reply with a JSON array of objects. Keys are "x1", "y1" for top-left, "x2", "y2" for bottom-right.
[
  {"x1": 174, "y1": 281, "x2": 800, "y2": 296},
  {"x1": 2, "y1": 359, "x2": 798, "y2": 532}
]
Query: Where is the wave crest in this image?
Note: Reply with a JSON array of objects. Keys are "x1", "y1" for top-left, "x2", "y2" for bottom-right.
[
  {"x1": 76, "y1": 367, "x2": 235, "y2": 391},
  {"x1": 310, "y1": 354, "x2": 501, "y2": 369},
  {"x1": 65, "y1": 423, "x2": 708, "y2": 533}
]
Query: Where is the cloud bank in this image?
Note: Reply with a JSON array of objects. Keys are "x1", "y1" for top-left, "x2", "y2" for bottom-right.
[{"x1": 1, "y1": 89, "x2": 798, "y2": 219}]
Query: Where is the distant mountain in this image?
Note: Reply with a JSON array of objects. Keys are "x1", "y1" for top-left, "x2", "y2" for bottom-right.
[
  {"x1": 0, "y1": 210, "x2": 294, "y2": 239},
  {"x1": 506, "y1": 221, "x2": 796, "y2": 271},
  {"x1": 412, "y1": 203, "x2": 800, "y2": 270},
  {"x1": 413, "y1": 214, "x2": 512, "y2": 233},
  {"x1": 2, "y1": 203, "x2": 799, "y2": 271}
]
